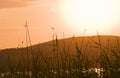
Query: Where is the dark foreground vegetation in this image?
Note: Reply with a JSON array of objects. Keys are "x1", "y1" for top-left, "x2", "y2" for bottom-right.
[{"x1": 0, "y1": 35, "x2": 120, "y2": 78}]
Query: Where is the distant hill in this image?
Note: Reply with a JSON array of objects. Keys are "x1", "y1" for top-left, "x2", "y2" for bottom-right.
[{"x1": 0, "y1": 35, "x2": 120, "y2": 72}]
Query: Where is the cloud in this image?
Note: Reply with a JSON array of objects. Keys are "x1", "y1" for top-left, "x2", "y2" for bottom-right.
[{"x1": 0, "y1": 0, "x2": 39, "y2": 9}]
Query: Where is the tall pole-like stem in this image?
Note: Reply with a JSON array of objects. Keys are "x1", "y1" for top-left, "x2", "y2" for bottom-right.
[
  {"x1": 24, "y1": 21, "x2": 32, "y2": 47},
  {"x1": 24, "y1": 20, "x2": 33, "y2": 75}
]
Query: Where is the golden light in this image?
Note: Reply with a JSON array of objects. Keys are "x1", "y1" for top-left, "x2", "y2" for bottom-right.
[{"x1": 59, "y1": 0, "x2": 119, "y2": 34}]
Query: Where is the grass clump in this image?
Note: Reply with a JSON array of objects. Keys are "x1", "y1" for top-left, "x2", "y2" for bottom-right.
[{"x1": 1, "y1": 34, "x2": 120, "y2": 78}]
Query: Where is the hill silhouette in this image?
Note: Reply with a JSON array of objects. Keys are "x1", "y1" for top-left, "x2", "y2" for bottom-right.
[{"x1": 0, "y1": 35, "x2": 120, "y2": 72}]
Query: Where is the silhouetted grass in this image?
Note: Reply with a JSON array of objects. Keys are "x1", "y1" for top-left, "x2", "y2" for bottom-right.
[{"x1": 1, "y1": 33, "x2": 120, "y2": 78}]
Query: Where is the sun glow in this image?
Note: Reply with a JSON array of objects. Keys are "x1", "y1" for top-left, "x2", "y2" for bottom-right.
[{"x1": 59, "y1": 0, "x2": 119, "y2": 34}]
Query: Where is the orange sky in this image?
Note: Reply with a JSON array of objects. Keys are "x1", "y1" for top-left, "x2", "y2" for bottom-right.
[{"x1": 0, "y1": 0, "x2": 120, "y2": 49}]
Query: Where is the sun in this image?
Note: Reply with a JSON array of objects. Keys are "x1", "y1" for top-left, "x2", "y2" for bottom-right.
[{"x1": 59, "y1": 0, "x2": 118, "y2": 34}]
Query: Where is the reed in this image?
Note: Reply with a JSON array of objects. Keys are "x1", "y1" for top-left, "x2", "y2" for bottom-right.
[{"x1": 2, "y1": 30, "x2": 120, "y2": 78}]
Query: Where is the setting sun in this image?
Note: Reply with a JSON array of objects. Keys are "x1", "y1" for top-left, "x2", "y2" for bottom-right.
[{"x1": 59, "y1": 0, "x2": 119, "y2": 34}]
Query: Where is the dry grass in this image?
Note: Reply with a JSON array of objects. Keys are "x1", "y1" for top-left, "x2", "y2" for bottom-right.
[{"x1": 1, "y1": 34, "x2": 120, "y2": 78}]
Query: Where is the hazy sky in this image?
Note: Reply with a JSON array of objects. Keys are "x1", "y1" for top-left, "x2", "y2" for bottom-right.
[{"x1": 0, "y1": 0, "x2": 120, "y2": 49}]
